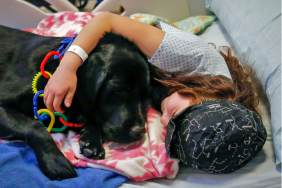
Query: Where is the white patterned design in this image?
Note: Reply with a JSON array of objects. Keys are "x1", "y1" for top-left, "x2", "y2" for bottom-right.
[{"x1": 149, "y1": 22, "x2": 232, "y2": 80}]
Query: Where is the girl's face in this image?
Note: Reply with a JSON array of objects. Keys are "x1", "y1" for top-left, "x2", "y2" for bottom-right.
[{"x1": 160, "y1": 92, "x2": 194, "y2": 126}]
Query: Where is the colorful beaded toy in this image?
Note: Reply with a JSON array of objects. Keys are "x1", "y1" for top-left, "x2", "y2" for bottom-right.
[{"x1": 32, "y1": 34, "x2": 84, "y2": 132}]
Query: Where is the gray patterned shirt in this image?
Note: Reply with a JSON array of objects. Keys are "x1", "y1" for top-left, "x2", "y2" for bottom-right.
[{"x1": 148, "y1": 22, "x2": 232, "y2": 80}]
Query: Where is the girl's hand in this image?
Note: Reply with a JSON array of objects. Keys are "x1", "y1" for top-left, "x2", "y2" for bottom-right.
[{"x1": 44, "y1": 53, "x2": 81, "y2": 113}]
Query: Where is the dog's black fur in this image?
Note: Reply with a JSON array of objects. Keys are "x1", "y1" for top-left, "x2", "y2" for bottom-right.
[{"x1": 0, "y1": 25, "x2": 168, "y2": 180}]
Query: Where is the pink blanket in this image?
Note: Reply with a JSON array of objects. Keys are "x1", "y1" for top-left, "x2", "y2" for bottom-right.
[{"x1": 3, "y1": 12, "x2": 179, "y2": 181}]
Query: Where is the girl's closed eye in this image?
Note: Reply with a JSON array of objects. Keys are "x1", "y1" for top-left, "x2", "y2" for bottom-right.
[{"x1": 160, "y1": 92, "x2": 193, "y2": 126}]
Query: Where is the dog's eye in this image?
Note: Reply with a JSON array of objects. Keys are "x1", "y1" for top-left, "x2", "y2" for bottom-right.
[
  {"x1": 115, "y1": 87, "x2": 131, "y2": 93},
  {"x1": 116, "y1": 88, "x2": 127, "y2": 93},
  {"x1": 116, "y1": 88, "x2": 123, "y2": 93}
]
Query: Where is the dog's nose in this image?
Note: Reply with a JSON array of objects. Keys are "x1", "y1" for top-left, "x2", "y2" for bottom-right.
[{"x1": 130, "y1": 125, "x2": 146, "y2": 138}]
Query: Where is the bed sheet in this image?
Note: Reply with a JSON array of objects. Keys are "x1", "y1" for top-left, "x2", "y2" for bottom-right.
[{"x1": 120, "y1": 20, "x2": 281, "y2": 188}]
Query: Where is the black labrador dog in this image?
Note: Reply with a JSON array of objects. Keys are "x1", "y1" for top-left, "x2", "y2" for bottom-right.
[{"x1": 0, "y1": 25, "x2": 168, "y2": 180}]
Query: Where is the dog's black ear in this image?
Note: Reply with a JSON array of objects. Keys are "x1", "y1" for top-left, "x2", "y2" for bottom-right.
[
  {"x1": 147, "y1": 63, "x2": 169, "y2": 112},
  {"x1": 75, "y1": 66, "x2": 108, "y2": 115},
  {"x1": 137, "y1": 50, "x2": 169, "y2": 112},
  {"x1": 91, "y1": 66, "x2": 107, "y2": 98}
]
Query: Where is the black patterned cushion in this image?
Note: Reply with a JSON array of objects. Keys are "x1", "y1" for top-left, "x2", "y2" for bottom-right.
[{"x1": 165, "y1": 99, "x2": 267, "y2": 173}]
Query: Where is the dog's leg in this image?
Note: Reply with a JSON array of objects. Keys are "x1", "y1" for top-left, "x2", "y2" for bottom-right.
[
  {"x1": 0, "y1": 106, "x2": 77, "y2": 180},
  {"x1": 79, "y1": 124, "x2": 105, "y2": 159}
]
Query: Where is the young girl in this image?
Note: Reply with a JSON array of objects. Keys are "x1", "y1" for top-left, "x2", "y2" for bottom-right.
[{"x1": 44, "y1": 12, "x2": 267, "y2": 173}]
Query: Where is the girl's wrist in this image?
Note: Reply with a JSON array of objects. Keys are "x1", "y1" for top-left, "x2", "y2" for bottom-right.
[{"x1": 59, "y1": 52, "x2": 82, "y2": 72}]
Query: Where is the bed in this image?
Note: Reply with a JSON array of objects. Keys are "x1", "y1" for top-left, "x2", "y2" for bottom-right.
[
  {"x1": 121, "y1": 19, "x2": 281, "y2": 188},
  {"x1": 0, "y1": 0, "x2": 281, "y2": 188}
]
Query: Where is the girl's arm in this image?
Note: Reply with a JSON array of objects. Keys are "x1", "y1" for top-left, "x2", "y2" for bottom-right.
[{"x1": 44, "y1": 12, "x2": 165, "y2": 112}]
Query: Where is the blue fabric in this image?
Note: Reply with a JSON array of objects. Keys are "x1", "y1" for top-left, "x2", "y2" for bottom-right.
[
  {"x1": 0, "y1": 142, "x2": 129, "y2": 188},
  {"x1": 205, "y1": 0, "x2": 281, "y2": 169}
]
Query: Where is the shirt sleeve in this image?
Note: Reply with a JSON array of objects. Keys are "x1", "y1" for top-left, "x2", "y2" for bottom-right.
[{"x1": 148, "y1": 21, "x2": 232, "y2": 80}]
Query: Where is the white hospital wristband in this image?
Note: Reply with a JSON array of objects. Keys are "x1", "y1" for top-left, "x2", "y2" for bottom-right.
[{"x1": 67, "y1": 45, "x2": 88, "y2": 64}]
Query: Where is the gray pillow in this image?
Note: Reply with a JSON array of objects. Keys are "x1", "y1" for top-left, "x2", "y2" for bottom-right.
[{"x1": 206, "y1": 0, "x2": 281, "y2": 168}]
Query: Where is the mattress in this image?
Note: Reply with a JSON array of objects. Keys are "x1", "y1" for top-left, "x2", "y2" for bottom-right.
[{"x1": 120, "y1": 20, "x2": 282, "y2": 188}]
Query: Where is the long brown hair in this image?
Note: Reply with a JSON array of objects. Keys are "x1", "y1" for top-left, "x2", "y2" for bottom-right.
[{"x1": 155, "y1": 46, "x2": 260, "y2": 116}]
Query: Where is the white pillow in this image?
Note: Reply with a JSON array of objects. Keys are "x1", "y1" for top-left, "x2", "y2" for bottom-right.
[{"x1": 206, "y1": 0, "x2": 281, "y2": 168}]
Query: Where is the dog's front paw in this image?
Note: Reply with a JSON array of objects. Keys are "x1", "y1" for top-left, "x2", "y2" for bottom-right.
[
  {"x1": 79, "y1": 128, "x2": 105, "y2": 159},
  {"x1": 38, "y1": 151, "x2": 77, "y2": 181}
]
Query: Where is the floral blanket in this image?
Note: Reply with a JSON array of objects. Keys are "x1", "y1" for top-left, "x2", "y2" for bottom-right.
[{"x1": 3, "y1": 12, "x2": 179, "y2": 182}]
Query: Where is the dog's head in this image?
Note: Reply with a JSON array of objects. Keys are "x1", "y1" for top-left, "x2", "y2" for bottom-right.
[{"x1": 73, "y1": 33, "x2": 166, "y2": 144}]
